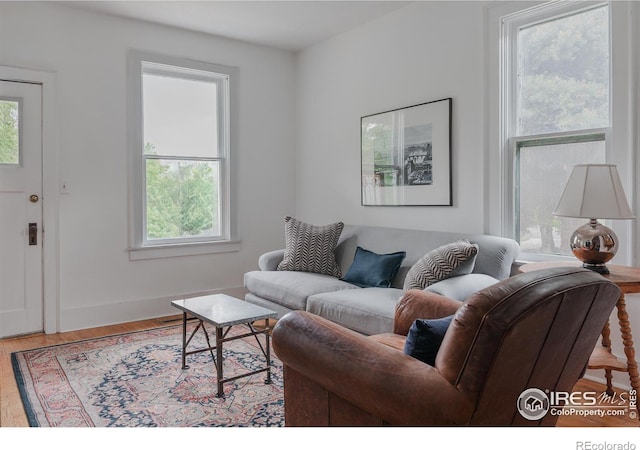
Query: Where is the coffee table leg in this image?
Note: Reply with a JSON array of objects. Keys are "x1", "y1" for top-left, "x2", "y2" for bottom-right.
[
  {"x1": 199, "y1": 322, "x2": 216, "y2": 365},
  {"x1": 181, "y1": 312, "x2": 188, "y2": 369},
  {"x1": 216, "y1": 326, "x2": 224, "y2": 398}
]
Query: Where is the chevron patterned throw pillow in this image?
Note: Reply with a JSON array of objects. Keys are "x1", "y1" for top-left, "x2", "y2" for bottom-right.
[
  {"x1": 403, "y1": 241, "x2": 479, "y2": 291},
  {"x1": 276, "y1": 216, "x2": 344, "y2": 278}
]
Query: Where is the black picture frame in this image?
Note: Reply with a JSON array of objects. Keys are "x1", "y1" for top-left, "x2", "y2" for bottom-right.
[{"x1": 361, "y1": 97, "x2": 452, "y2": 206}]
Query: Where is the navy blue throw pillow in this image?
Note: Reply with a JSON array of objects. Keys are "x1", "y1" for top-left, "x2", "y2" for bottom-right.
[
  {"x1": 403, "y1": 315, "x2": 454, "y2": 366},
  {"x1": 341, "y1": 246, "x2": 406, "y2": 288}
]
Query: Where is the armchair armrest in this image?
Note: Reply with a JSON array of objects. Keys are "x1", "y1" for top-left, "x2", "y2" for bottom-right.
[
  {"x1": 393, "y1": 290, "x2": 463, "y2": 335},
  {"x1": 258, "y1": 249, "x2": 285, "y2": 271},
  {"x1": 272, "y1": 310, "x2": 474, "y2": 426}
]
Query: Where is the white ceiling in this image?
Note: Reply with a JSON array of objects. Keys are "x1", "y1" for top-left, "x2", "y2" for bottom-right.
[{"x1": 59, "y1": 1, "x2": 413, "y2": 52}]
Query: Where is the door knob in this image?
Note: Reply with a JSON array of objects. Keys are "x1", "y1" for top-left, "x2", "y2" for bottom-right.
[{"x1": 29, "y1": 194, "x2": 39, "y2": 203}]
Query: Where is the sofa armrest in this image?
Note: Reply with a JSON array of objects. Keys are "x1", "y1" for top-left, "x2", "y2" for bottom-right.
[
  {"x1": 393, "y1": 290, "x2": 463, "y2": 335},
  {"x1": 272, "y1": 310, "x2": 474, "y2": 426},
  {"x1": 258, "y1": 249, "x2": 285, "y2": 271},
  {"x1": 470, "y1": 235, "x2": 520, "y2": 280}
]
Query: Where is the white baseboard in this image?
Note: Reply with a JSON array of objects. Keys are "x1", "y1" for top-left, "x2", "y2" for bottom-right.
[{"x1": 58, "y1": 286, "x2": 249, "y2": 333}]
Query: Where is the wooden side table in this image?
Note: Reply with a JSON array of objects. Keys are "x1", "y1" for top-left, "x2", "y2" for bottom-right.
[{"x1": 518, "y1": 261, "x2": 640, "y2": 400}]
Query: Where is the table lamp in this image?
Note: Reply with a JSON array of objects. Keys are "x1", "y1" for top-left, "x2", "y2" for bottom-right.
[{"x1": 552, "y1": 164, "x2": 635, "y2": 274}]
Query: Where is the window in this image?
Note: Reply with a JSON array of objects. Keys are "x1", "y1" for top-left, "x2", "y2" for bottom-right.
[
  {"x1": 0, "y1": 99, "x2": 19, "y2": 165},
  {"x1": 501, "y1": 2, "x2": 610, "y2": 258},
  {"x1": 129, "y1": 52, "x2": 237, "y2": 259}
]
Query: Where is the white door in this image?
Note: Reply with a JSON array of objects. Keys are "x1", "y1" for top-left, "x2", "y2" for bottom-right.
[{"x1": 0, "y1": 80, "x2": 43, "y2": 338}]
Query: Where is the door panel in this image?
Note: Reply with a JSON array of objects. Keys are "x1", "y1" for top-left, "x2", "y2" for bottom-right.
[{"x1": 0, "y1": 80, "x2": 43, "y2": 337}]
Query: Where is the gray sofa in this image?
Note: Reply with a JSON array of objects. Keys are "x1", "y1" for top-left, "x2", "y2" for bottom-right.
[{"x1": 244, "y1": 224, "x2": 520, "y2": 336}]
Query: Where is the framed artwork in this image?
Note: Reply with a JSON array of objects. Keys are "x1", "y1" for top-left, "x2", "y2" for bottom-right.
[{"x1": 361, "y1": 97, "x2": 452, "y2": 206}]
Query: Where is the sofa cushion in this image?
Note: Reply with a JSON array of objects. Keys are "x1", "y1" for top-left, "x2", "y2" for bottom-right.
[
  {"x1": 307, "y1": 288, "x2": 403, "y2": 335},
  {"x1": 403, "y1": 315, "x2": 454, "y2": 366},
  {"x1": 244, "y1": 270, "x2": 358, "y2": 310},
  {"x1": 425, "y1": 273, "x2": 500, "y2": 301},
  {"x1": 277, "y1": 216, "x2": 344, "y2": 278},
  {"x1": 341, "y1": 246, "x2": 406, "y2": 288},
  {"x1": 403, "y1": 241, "x2": 479, "y2": 290}
]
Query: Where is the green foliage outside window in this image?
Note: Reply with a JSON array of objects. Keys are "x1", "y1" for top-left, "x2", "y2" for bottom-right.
[
  {"x1": 0, "y1": 101, "x2": 19, "y2": 164},
  {"x1": 145, "y1": 143, "x2": 219, "y2": 240},
  {"x1": 518, "y1": 6, "x2": 609, "y2": 136}
]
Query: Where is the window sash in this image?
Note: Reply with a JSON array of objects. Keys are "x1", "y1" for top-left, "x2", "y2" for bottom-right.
[
  {"x1": 141, "y1": 63, "x2": 229, "y2": 160},
  {"x1": 143, "y1": 156, "x2": 224, "y2": 246},
  {"x1": 515, "y1": 4, "x2": 610, "y2": 137},
  {"x1": 513, "y1": 132, "x2": 607, "y2": 255}
]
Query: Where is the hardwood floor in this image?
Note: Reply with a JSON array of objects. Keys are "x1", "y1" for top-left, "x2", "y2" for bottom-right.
[{"x1": 1, "y1": 317, "x2": 638, "y2": 427}]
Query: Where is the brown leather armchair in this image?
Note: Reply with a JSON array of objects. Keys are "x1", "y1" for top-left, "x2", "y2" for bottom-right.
[{"x1": 272, "y1": 267, "x2": 620, "y2": 426}]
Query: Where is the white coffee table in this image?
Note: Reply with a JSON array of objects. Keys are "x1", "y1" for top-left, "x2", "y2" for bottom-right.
[{"x1": 171, "y1": 294, "x2": 277, "y2": 398}]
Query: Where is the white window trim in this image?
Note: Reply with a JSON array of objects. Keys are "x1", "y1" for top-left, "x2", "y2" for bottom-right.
[
  {"x1": 127, "y1": 50, "x2": 239, "y2": 260},
  {"x1": 487, "y1": 1, "x2": 635, "y2": 265}
]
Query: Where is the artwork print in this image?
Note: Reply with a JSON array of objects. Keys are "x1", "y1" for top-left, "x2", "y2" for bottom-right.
[
  {"x1": 403, "y1": 124, "x2": 433, "y2": 186},
  {"x1": 361, "y1": 98, "x2": 451, "y2": 206}
]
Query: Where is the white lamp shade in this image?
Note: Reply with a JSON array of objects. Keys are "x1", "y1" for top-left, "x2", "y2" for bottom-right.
[{"x1": 553, "y1": 164, "x2": 635, "y2": 219}]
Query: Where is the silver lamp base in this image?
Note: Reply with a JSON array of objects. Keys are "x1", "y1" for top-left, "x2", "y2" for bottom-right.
[{"x1": 569, "y1": 219, "x2": 618, "y2": 275}]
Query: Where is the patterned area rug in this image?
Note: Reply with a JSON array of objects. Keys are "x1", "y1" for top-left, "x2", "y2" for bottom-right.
[{"x1": 11, "y1": 323, "x2": 283, "y2": 427}]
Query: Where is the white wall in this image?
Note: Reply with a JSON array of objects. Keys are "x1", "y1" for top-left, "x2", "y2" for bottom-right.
[
  {"x1": 295, "y1": 2, "x2": 487, "y2": 232},
  {"x1": 0, "y1": 2, "x2": 296, "y2": 331}
]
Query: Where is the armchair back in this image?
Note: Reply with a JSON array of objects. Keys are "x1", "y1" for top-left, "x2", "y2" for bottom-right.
[{"x1": 437, "y1": 267, "x2": 620, "y2": 425}]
